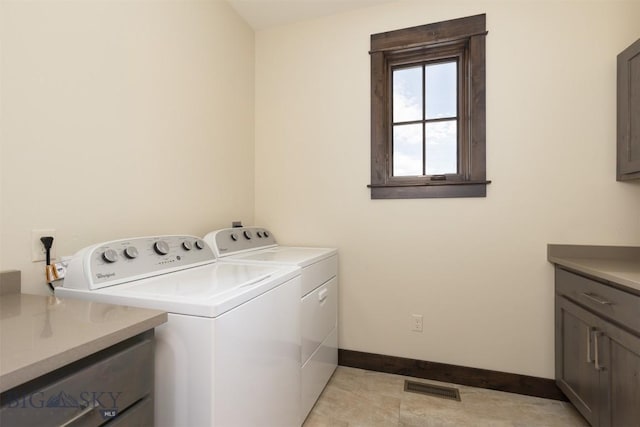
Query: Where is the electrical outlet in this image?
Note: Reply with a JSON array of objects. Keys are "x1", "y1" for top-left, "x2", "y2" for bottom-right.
[
  {"x1": 411, "y1": 314, "x2": 423, "y2": 332},
  {"x1": 32, "y1": 229, "x2": 56, "y2": 262}
]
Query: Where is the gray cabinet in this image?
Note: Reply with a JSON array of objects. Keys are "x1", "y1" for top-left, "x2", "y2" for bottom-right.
[
  {"x1": 598, "y1": 319, "x2": 640, "y2": 427},
  {"x1": 617, "y1": 37, "x2": 640, "y2": 181},
  {"x1": 555, "y1": 268, "x2": 640, "y2": 427},
  {"x1": 556, "y1": 297, "x2": 600, "y2": 425},
  {"x1": 0, "y1": 331, "x2": 154, "y2": 426}
]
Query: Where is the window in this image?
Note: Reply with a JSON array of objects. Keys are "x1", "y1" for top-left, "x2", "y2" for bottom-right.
[
  {"x1": 392, "y1": 59, "x2": 458, "y2": 177},
  {"x1": 369, "y1": 14, "x2": 490, "y2": 199}
]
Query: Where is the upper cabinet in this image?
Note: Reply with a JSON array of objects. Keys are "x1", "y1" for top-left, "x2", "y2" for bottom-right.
[{"x1": 617, "y1": 38, "x2": 640, "y2": 181}]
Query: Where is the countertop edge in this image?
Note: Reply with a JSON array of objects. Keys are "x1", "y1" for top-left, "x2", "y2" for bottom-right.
[
  {"x1": 548, "y1": 256, "x2": 639, "y2": 292},
  {"x1": 547, "y1": 244, "x2": 640, "y2": 295},
  {"x1": 548, "y1": 244, "x2": 640, "y2": 261},
  {"x1": 0, "y1": 311, "x2": 167, "y2": 393}
]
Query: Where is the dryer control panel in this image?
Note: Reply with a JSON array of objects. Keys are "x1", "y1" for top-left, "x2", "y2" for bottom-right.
[
  {"x1": 63, "y1": 235, "x2": 215, "y2": 290},
  {"x1": 205, "y1": 227, "x2": 277, "y2": 258}
]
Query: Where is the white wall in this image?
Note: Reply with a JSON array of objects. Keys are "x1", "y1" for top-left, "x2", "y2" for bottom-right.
[
  {"x1": 0, "y1": 0, "x2": 255, "y2": 294},
  {"x1": 255, "y1": 0, "x2": 640, "y2": 378}
]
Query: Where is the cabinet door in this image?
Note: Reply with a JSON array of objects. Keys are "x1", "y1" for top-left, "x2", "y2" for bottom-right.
[
  {"x1": 598, "y1": 322, "x2": 640, "y2": 427},
  {"x1": 556, "y1": 296, "x2": 602, "y2": 426},
  {"x1": 617, "y1": 37, "x2": 640, "y2": 180}
]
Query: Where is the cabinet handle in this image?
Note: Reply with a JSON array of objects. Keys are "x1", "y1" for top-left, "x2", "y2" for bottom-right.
[
  {"x1": 580, "y1": 292, "x2": 612, "y2": 305},
  {"x1": 586, "y1": 327, "x2": 593, "y2": 363},
  {"x1": 318, "y1": 288, "x2": 328, "y2": 303},
  {"x1": 59, "y1": 403, "x2": 96, "y2": 426},
  {"x1": 594, "y1": 331, "x2": 605, "y2": 371}
]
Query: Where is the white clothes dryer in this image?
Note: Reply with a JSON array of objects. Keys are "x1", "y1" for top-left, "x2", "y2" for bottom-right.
[
  {"x1": 56, "y1": 235, "x2": 301, "y2": 427},
  {"x1": 204, "y1": 227, "x2": 338, "y2": 422}
]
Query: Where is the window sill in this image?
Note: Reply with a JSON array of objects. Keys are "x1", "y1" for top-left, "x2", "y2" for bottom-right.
[{"x1": 368, "y1": 180, "x2": 491, "y2": 199}]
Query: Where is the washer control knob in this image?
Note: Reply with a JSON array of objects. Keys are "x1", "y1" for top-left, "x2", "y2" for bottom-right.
[
  {"x1": 243, "y1": 230, "x2": 252, "y2": 240},
  {"x1": 230, "y1": 233, "x2": 238, "y2": 241},
  {"x1": 194, "y1": 239, "x2": 205, "y2": 250},
  {"x1": 263, "y1": 231, "x2": 270, "y2": 238},
  {"x1": 257, "y1": 231, "x2": 263, "y2": 238},
  {"x1": 154, "y1": 240, "x2": 170, "y2": 256},
  {"x1": 182, "y1": 241, "x2": 193, "y2": 251},
  {"x1": 124, "y1": 246, "x2": 139, "y2": 259},
  {"x1": 102, "y1": 249, "x2": 118, "y2": 263}
]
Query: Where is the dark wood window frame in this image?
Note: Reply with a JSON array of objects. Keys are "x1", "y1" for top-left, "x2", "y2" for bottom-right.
[{"x1": 369, "y1": 14, "x2": 490, "y2": 199}]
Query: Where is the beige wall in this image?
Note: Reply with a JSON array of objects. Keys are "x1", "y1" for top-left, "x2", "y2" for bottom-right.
[
  {"x1": 0, "y1": 0, "x2": 255, "y2": 294},
  {"x1": 255, "y1": 0, "x2": 640, "y2": 378},
  {"x1": 2, "y1": 0, "x2": 639, "y2": 380}
]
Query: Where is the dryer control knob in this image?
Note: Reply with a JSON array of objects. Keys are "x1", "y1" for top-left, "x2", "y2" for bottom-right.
[
  {"x1": 182, "y1": 241, "x2": 192, "y2": 251},
  {"x1": 243, "y1": 230, "x2": 252, "y2": 240},
  {"x1": 124, "y1": 246, "x2": 139, "y2": 259},
  {"x1": 102, "y1": 249, "x2": 118, "y2": 263},
  {"x1": 230, "y1": 233, "x2": 238, "y2": 241},
  {"x1": 263, "y1": 231, "x2": 270, "y2": 238},
  {"x1": 194, "y1": 239, "x2": 205, "y2": 250},
  {"x1": 256, "y1": 231, "x2": 263, "y2": 238},
  {"x1": 154, "y1": 241, "x2": 170, "y2": 256}
]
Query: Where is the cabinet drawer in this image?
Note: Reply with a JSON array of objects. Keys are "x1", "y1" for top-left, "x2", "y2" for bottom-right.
[
  {"x1": 108, "y1": 395, "x2": 153, "y2": 426},
  {"x1": 0, "y1": 335, "x2": 153, "y2": 427},
  {"x1": 556, "y1": 268, "x2": 640, "y2": 334},
  {"x1": 301, "y1": 277, "x2": 338, "y2": 363}
]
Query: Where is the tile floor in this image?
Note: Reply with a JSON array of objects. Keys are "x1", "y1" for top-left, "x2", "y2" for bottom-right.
[{"x1": 303, "y1": 367, "x2": 589, "y2": 427}]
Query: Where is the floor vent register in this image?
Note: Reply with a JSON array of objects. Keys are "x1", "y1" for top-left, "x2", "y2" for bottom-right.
[{"x1": 404, "y1": 380, "x2": 461, "y2": 401}]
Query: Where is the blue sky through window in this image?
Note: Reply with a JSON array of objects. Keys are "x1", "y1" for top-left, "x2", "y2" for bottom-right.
[{"x1": 392, "y1": 61, "x2": 457, "y2": 176}]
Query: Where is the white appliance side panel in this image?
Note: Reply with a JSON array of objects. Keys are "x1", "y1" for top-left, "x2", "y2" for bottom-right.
[
  {"x1": 214, "y1": 276, "x2": 302, "y2": 427},
  {"x1": 301, "y1": 255, "x2": 338, "y2": 297},
  {"x1": 300, "y1": 327, "x2": 338, "y2": 423},
  {"x1": 301, "y1": 277, "x2": 338, "y2": 363},
  {"x1": 154, "y1": 314, "x2": 216, "y2": 427}
]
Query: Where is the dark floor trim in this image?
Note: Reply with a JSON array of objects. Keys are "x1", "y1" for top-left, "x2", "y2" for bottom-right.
[{"x1": 338, "y1": 349, "x2": 567, "y2": 401}]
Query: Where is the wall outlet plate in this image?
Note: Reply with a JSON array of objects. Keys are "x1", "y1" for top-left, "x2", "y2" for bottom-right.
[
  {"x1": 32, "y1": 229, "x2": 56, "y2": 262},
  {"x1": 411, "y1": 314, "x2": 423, "y2": 332}
]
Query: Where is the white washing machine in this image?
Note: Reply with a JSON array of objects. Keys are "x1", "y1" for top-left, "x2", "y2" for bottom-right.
[
  {"x1": 204, "y1": 227, "x2": 338, "y2": 422},
  {"x1": 56, "y1": 235, "x2": 301, "y2": 427}
]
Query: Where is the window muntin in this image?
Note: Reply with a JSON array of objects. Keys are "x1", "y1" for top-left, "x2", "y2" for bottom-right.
[{"x1": 391, "y1": 59, "x2": 459, "y2": 177}]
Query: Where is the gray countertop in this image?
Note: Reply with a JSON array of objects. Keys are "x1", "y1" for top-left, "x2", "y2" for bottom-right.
[
  {"x1": 0, "y1": 288, "x2": 167, "y2": 393},
  {"x1": 548, "y1": 244, "x2": 640, "y2": 295}
]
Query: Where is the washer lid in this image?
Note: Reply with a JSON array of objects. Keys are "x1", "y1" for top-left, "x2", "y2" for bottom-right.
[
  {"x1": 226, "y1": 246, "x2": 337, "y2": 267},
  {"x1": 56, "y1": 262, "x2": 300, "y2": 318}
]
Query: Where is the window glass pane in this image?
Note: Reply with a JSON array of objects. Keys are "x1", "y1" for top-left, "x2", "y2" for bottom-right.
[
  {"x1": 425, "y1": 120, "x2": 457, "y2": 174},
  {"x1": 425, "y1": 61, "x2": 457, "y2": 119},
  {"x1": 393, "y1": 123, "x2": 422, "y2": 176},
  {"x1": 393, "y1": 66, "x2": 422, "y2": 123}
]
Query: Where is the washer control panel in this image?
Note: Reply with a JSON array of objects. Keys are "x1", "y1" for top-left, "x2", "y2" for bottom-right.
[
  {"x1": 204, "y1": 227, "x2": 277, "y2": 257},
  {"x1": 63, "y1": 235, "x2": 215, "y2": 290}
]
